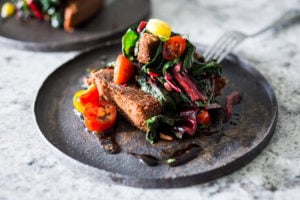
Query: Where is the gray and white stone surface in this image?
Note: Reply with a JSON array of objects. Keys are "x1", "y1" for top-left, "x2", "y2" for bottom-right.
[{"x1": 1, "y1": 0, "x2": 300, "y2": 199}]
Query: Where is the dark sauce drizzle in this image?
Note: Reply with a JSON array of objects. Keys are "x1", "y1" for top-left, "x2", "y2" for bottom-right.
[
  {"x1": 95, "y1": 129, "x2": 121, "y2": 154},
  {"x1": 129, "y1": 144, "x2": 203, "y2": 167},
  {"x1": 129, "y1": 153, "x2": 161, "y2": 166},
  {"x1": 166, "y1": 144, "x2": 203, "y2": 167}
]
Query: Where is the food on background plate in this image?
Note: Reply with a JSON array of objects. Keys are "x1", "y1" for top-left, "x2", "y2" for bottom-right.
[
  {"x1": 0, "y1": 0, "x2": 103, "y2": 32},
  {"x1": 1, "y1": 2, "x2": 15, "y2": 18},
  {"x1": 63, "y1": 0, "x2": 103, "y2": 32},
  {"x1": 73, "y1": 18, "x2": 241, "y2": 147}
]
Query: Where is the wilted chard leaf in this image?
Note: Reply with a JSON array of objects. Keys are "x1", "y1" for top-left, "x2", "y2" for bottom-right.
[{"x1": 122, "y1": 28, "x2": 139, "y2": 60}]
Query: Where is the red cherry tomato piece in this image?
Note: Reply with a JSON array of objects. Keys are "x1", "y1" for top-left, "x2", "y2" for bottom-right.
[
  {"x1": 196, "y1": 110, "x2": 211, "y2": 126},
  {"x1": 163, "y1": 36, "x2": 187, "y2": 60},
  {"x1": 83, "y1": 101, "x2": 117, "y2": 132},
  {"x1": 148, "y1": 71, "x2": 159, "y2": 77},
  {"x1": 137, "y1": 21, "x2": 147, "y2": 33},
  {"x1": 27, "y1": 1, "x2": 43, "y2": 20},
  {"x1": 79, "y1": 85, "x2": 99, "y2": 105},
  {"x1": 113, "y1": 54, "x2": 135, "y2": 84}
]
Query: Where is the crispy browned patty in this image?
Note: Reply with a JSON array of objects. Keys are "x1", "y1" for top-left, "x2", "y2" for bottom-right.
[
  {"x1": 137, "y1": 33, "x2": 160, "y2": 64},
  {"x1": 91, "y1": 68, "x2": 162, "y2": 131},
  {"x1": 64, "y1": 0, "x2": 103, "y2": 32}
]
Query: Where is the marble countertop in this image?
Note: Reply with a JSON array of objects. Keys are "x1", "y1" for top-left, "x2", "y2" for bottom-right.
[{"x1": 1, "y1": 0, "x2": 300, "y2": 199}]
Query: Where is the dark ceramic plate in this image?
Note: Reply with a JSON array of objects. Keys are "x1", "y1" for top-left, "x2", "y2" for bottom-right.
[
  {"x1": 0, "y1": 0, "x2": 150, "y2": 51},
  {"x1": 34, "y1": 41, "x2": 278, "y2": 188}
]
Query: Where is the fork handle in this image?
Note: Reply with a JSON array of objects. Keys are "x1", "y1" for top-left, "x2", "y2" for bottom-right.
[{"x1": 251, "y1": 9, "x2": 300, "y2": 37}]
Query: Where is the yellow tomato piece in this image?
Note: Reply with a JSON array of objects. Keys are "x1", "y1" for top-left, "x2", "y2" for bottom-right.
[
  {"x1": 73, "y1": 90, "x2": 87, "y2": 113},
  {"x1": 146, "y1": 19, "x2": 172, "y2": 40},
  {"x1": 1, "y1": 2, "x2": 16, "y2": 18}
]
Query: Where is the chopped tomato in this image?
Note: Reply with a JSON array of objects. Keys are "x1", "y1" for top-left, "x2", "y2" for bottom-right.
[
  {"x1": 148, "y1": 71, "x2": 159, "y2": 77},
  {"x1": 113, "y1": 54, "x2": 135, "y2": 84},
  {"x1": 73, "y1": 90, "x2": 87, "y2": 113},
  {"x1": 73, "y1": 85, "x2": 99, "y2": 113},
  {"x1": 196, "y1": 110, "x2": 211, "y2": 126},
  {"x1": 137, "y1": 21, "x2": 147, "y2": 33},
  {"x1": 79, "y1": 85, "x2": 99, "y2": 105},
  {"x1": 163, "y1": 36, "x2": 187, "y2": 60},
  {"x1": 27, "y1": 0, "x2": 43, "y2": 20},
  {"x1": 83, "y1": 101, "x2": 117, "y2": 132}
]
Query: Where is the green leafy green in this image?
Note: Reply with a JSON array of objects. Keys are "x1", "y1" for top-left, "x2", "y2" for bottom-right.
[
  {"x1": 38, "y1": 0, "x2": 63, "y2": 28},
  {"x1": 191, "y1": 60, "x2": 222, "y2": 76},
  {"x1": 40, "y1": 0, "x2": 60, "y2": 12},
  {"x1": 51, "y1": 12, "x2": 63, "y2": 28},
  {"x1": 137, "y1": 74, "x2": 176, "y2": 111},
  {"x1": 162, "y1": 58, "x2": 179, "y2": 75},
  {"x1": 179, "y1": 92, "x2": 192, "y2": 105},
  {"x1": 182, "y1": 40, "x2": 196, "y2": 70},
  {"x1": 146, "y1": 115, "x2": 176, "y2": 143},
  {"x1": 122, "y1": 29, "x2": 139, "y2": 60}
]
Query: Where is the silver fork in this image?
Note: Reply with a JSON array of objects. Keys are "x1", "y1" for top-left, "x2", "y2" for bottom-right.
[{"x1": 203, "y1": 9, "x2": 300, "y2": 63}]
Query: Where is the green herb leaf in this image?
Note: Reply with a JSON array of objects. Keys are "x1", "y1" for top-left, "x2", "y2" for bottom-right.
[
  {"x1": 40, "y1": 0, "x2": 60, "y2": 12},
  {"x1": 146, "y1": 115, "x2": 176, "y2": 143},
  {"x1": 146, "y1": 119, "x2": 159, "y2": 143},
  {"x1": 51, "y1": 12, "x2": 63, "y2": 29},
  {"x1": 122, "y1": 28, "x2": 139, "y2": 60},
  {"x1": 191, "y1": 60, "x2": 222, "y2": 76},
  {"x1": 162, "y1": 58, "x2": 179, "y2": 75},
  {"x1": 137, "y1": 74, "x2": 176, "y2": 111},
  {"x1": 182, "y1": 40, "x2": 196, "y2": 70}
]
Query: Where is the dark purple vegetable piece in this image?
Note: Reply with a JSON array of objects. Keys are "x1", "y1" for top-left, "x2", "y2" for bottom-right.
[
  {"x1": 205, "y1": 103, "x2": 226, "y2": 124},
  {"x1": 164, "y1": 72, "x2": 182, "y2": 93},
  {"x1": 172, "y1": 63, "x2": 208, "y2": 102},
  {"x1": 179, "y1": 107, "x2": 199, "y2": 136},
  {"x1": 225, "y1": 90, "x2": 242, "y2": 121}
]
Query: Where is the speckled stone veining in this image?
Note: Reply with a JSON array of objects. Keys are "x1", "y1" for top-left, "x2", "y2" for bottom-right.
[{"x1": 0, "y1": 0, "x2": 300, "y2": 199}]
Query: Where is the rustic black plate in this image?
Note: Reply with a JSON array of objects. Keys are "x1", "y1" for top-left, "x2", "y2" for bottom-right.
[
  {"x1": 34, "y1": 41, "x2": 278, "y2": 188},
  {"x1": 0, "y1": 0, "x2": 150, "y2": 51}
]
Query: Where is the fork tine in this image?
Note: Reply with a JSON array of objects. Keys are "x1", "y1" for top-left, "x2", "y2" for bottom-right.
[
  {"x1": 204, "y1": 31, "x2": 246, "y2": 63},
  {"x1": 209, "y1": 36, "x2": 237, "y2": 61},
  {"x1": 203, "y1": 34, "x2": 227, "y2": 59},
  {"x1": 203, "y1": 32, "x2": 232, "y2": 60},
  {"x1": 216, "y1": 39, "x2": 240, "y2": 63},
  {"x1": 216, "y1": 33, "x2": 245, "y2": 62}
]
